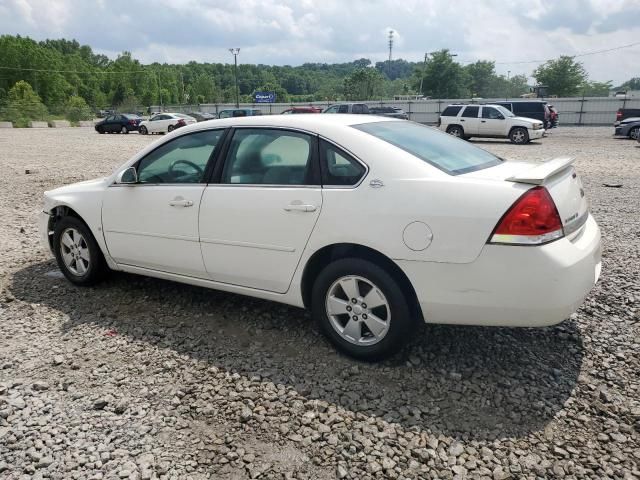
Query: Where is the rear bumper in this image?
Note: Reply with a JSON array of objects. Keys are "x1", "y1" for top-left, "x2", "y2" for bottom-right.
[{"x1": 398, "y1": 214, "x2": 601, "y2": 327}]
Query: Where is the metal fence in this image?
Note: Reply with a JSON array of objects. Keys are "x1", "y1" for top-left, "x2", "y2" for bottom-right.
[{"x1": 150, "y1": 96, "x2": 640, "y2": 126}]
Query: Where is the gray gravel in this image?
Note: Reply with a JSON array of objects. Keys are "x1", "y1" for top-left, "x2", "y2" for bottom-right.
[{"x1": 0, "y1": 127, "x2": 639, "y2": 479}]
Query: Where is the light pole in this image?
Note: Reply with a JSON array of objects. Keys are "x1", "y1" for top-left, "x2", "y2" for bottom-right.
[
  {"x1": 506, "y1": 70, "x2": 511, "y2": 100},
  {"x1": 229, "y1": 48, "x2": 240, "y2": 108}
]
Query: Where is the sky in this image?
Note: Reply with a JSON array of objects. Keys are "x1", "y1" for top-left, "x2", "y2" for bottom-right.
[{"x1": 1, "y1": 0, "x2": 639, "y2": 84}]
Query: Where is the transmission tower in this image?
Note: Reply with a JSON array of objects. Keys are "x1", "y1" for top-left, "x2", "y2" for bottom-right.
[{"x1": 388, "y1": 30, "x2": 394, "y2": 62}]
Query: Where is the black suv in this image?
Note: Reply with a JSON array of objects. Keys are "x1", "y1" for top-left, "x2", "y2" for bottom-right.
[{"x1": 494, "y1": 101, "x2": 550, "y2": 128}]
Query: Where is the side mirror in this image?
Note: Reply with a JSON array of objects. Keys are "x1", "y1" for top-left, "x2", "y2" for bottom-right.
[{"x1": 116, "y1": 167, "x2": 138, "y2": 184}]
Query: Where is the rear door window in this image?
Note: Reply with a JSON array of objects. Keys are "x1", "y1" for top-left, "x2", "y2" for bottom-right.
[
  {"x1": 338, "y1": 105, "x2": 349, "y2": 113},
  {"x1": 320, "y1": 140, "x2": 366, "y2": 186},
  {"x1": 461, "y1": 106, "x2": 479, "y2": 118}
]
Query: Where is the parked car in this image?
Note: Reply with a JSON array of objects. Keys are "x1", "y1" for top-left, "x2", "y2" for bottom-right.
[
  {"x1": 281, "y1": 107, "x2": 322, "y2": 114},
  {"x1": 493, "y1": 101, "x2": 551, "y2": 128},
  {"x1": 438, "y1": 104, "x2": 545, "y2": 144},
  {"x1": 218, "y1": 108, "x2": 262, "y2": 119},
  {"x1": 40, "y1": 115, "x2": 600, "y2": 360},
  {"x1": 186, "y1": 112, "x2": 217, "y2": 122},
  {"x1": 94, "y1": 114, "x2": 141, "y2": 134},
  {"x1": 369, "y1": 106, "x2": 409, "y2": 120},
  {"x1": 615, "y1": 108, "x2": 640, "y2": 125},
  {"x1": 614, "y1": 117, "x2": 640, "y2": 140},
  {"x1": 323, "y1": 103, "x2": 370, "y2": 114},
  {"x1": 138, "y1": 113, "x2": 196, "y2": 135}
]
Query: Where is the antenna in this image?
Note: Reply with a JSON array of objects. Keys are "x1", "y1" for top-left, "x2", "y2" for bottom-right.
[{"x1": 388, "y1": 30, "x2": 394, "y2": 62}]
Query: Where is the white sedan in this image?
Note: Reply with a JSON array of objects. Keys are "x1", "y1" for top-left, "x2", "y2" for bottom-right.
[
  {"x1": 138, "y1": 113, "x2": 196, "y2": 135},
  {"x1": 39, "y1": 115, "x2": 601, "y2": 360}
]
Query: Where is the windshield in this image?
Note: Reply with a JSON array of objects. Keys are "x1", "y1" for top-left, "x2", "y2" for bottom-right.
[
  {"x1": 353, "y1": 121, "x2": 502, "y2": 175},
  {"x1": 495, "y1": 106, "x2": 514, "y2": 117}
]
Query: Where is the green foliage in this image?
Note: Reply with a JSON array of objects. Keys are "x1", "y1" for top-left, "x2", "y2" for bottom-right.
[
  {"x1": 580, "y1": 80, "x2": 613, "y2": 97},
  {"x1": 343, "y1": 68, "x2": 385, "y2": 100},
  {"x1": 65, "y1": 95, "x2": 92, "y2": 122},
  {"x1": 1, "y1": 80, "x2": 49, "y2": 126},
  {"x1": 417, "y1": 50, "x2": 469, "y2": 98},
  {"x1": 533, "y1": 56, "x2": 588, "y2": 96},
  {"x1": 615, "y1": 77, "x2": 640, "y2": 91}
]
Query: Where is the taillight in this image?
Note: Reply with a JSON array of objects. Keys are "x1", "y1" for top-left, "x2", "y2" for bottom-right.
[
  {"x1": 489, "y1": 186, "x2": 564, "y2": 245},
  {"x1": 128, "y1": 119, "x2": 136, "y2": 125},
  {"x1": 177, "y1": 119, "x2": 186, "y2": 126},
  {"x1": 616, "y1": 110, "x2": 622, "y2": 120}
]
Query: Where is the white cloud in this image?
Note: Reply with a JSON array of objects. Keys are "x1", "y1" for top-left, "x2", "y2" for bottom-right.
[{"x1": 0, "y1": 0, "x2": 638, "y2": 83}]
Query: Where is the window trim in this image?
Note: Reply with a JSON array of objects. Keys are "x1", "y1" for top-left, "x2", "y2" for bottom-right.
[
  {"x1": 208, "y1": 126, "x2": 321, "y2": 187},
  {"x1": 112, "y1": 128, "x2": 229, "y2": 187},
  {"x1": 318, "y1": 137, "x2": 369, "y2": 189}
]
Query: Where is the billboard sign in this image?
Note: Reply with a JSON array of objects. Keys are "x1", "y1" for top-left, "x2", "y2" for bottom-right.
[{"x1": 255, "y1": 91, "x2": 276, "y2": 103}]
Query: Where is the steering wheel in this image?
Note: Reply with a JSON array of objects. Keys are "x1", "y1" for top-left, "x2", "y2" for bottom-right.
[{"x1": 168, "y1": 159, "x2": 203, "y2": 180}]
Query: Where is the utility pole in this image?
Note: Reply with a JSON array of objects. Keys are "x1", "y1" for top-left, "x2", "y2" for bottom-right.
[
  {"x1": 418, "y1": 52, "x2": 428, "y2": 96},
  {"x1": 506, "y1": 70, "x2": 511, "y2": 100},
  {"x1": 387, "y1": 30, "x2": 394, "y2": 78},
  {"x1": 180, "y1": 72, "x2": 185, "y2": 105},
  {"x1": 229, "y1": 48, "x2": 240, "y2": 108},
  {"x1": 157, "y1": 71, "x2": 163, "y2": 112}
]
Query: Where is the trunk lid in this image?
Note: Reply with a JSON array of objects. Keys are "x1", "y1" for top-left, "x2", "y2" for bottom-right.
[{"x1": 463, "y1": 158, "x2": 589, "y2": 236}]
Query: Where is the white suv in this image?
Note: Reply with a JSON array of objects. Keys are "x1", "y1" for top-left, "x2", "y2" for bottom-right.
[{"x1": 438, "y1": 104, "x2": 545, "y2": 144}]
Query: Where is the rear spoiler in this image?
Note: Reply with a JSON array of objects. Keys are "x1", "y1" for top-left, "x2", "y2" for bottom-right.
[{"x1": 506, "y1": 157, "x2": 575, "y2": 185}]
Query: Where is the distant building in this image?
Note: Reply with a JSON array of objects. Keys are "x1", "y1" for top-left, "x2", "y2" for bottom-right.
[{"x1": 393, "y1": 95, "x2": 429, "y2": 101}]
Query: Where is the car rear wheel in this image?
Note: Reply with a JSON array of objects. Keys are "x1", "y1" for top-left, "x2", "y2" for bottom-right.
[
  {"x1": 510, "y1": 127, "x2": 529, "y2": 144},
  {"x1": 630, "y1": 127, "x2": 640, "y2": 140},
  {"x1": 120, "y1": 126, "x2": 128, "y2": 134},
  {"x1": 446, "y1": 125, "x2": 464, "y2": 138},
  {"x1": 168, "y1": 125, "x2": 175, "y2": 133},
  {"x1": 96, "y1": 126, "x2": 104, "y2": 134},
  {"x1": 53, "y1": 216, "x2": 107, "y2": 286},
  {"x1": 139, "y1": 126, "x2": 148, "y2": 135},
  {"x1": 311, "y1": 258, "x2": 414, "y2": 360}
]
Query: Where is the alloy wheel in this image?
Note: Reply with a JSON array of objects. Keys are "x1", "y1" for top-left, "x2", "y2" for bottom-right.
[
  {"x1": 325, "y1": 275, "x2": 390, "y2": 346},
  {"x1": 60, "y1": 228, "x2": 90, "y2": 276}
]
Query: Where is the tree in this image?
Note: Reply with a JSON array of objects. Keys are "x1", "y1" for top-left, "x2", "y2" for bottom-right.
[
  {"x1": 580, "y1": 80, "x2": 613, "y2": 97},
  {"x1": 615, "y1": 77, "x2": 640, "y2": 91},
  {"x1": 65, "y1": 95, "x2": 92, "y2": 122},
  {"x1": 417, "y1": 50, "x2": 469, "y2": 98},
  {"x1": 533, "y1": 56, "x2": 588, "y2": 96},
  {"x1": 343, "y1": 68, "x2": 384, "y2": 100},
  {"x1": 465, "y1": 61, "x2": 496, "y2": 97},
  {"x1": 2, "y1": 80, "x2": 49, "y2": 126}
]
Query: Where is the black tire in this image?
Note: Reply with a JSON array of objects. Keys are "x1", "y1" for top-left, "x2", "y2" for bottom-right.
[
  {"x1": 120, "y1": 126, "x2": 128, "y2": 134},
  {"x1": 96, "y1": 126, "x2": 104, "y2": 134},
  {"x1": 446, "y1": 125, "x2": 464, "y2": 138},
  {"x1": 139, "y1": 125, "x2": 148, "y2": 135},
  {"x1": 311, "y1": 258, "x2": 414, "y2": 361},
  {"x1": 630, "y1": 127, "x2": 640, "y2": 141},
  {"x1": 53, "y1": 216, "x2": 107, "y2": 286},
  {"x1": 168, "y1": 125, "x2": 175, "y2": 133},
  {"x1": 510, "y1": 127, "x2": 529, "y2": 144}
]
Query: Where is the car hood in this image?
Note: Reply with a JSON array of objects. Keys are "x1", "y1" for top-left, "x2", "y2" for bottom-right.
[
  {"x1": 512, "y1": 116, "x2": 542, "y2": 125},
  {"x1": 620, "y1": 117, "x2": 640, "y2": 124},
  {"x1": 45, "y1": 177, "x2": 110, "y2": 198}
]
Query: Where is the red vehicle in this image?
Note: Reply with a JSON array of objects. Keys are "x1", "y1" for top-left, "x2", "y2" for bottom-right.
[{"x1": 281, "y1": 107, "x2": 322, "y2": 114}]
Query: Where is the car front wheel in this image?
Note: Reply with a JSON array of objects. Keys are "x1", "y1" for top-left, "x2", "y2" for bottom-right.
[
  {"x1": 53, "y1": 216, "x2": 107, "y2": 286},
  {"x1": 312, "y1": 258, "x2": 414, "y2": 360},
  {"x1": 630, "y1": 127, "x2": 640, "y2": 140},
  {"x1": 510, "y1": 127, "x2": 529, "y2": 144},
  {"x1": 139, "y1": 126, "x2": 148, "y2": 135}
]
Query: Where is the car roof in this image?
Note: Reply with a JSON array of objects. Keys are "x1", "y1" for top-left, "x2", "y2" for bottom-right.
[{"x1": 172, "y1": 113, "x2": 400, "y2": 136}]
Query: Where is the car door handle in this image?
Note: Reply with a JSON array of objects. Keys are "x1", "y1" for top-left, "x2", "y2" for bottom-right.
[
  {"x1": 284, "y1": 203, "x2": 317, "y2": 212},
  {"x1": 481, "y1": 120, "x2": 486, "y2": 123},
  {"x1": 460, "y1": 119, "x2": 465, "y2": 122},
  {"x1": 169, "y1": 199, "x2": 194, "y2": 207}
]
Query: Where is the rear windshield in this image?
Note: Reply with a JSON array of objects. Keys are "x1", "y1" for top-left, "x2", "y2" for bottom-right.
[{"x1": 353, "y1": 121, "x2": 502, "y2": 175}]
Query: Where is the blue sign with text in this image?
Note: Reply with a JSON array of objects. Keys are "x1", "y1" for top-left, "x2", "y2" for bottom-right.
[{"x1": 255, "y1": 91, "x2": 276, "y2": 103}]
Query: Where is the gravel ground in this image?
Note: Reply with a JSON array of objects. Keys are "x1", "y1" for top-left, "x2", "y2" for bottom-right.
[{"x1": 0, "y1": 127, "x2": 638, "y2": 480}]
